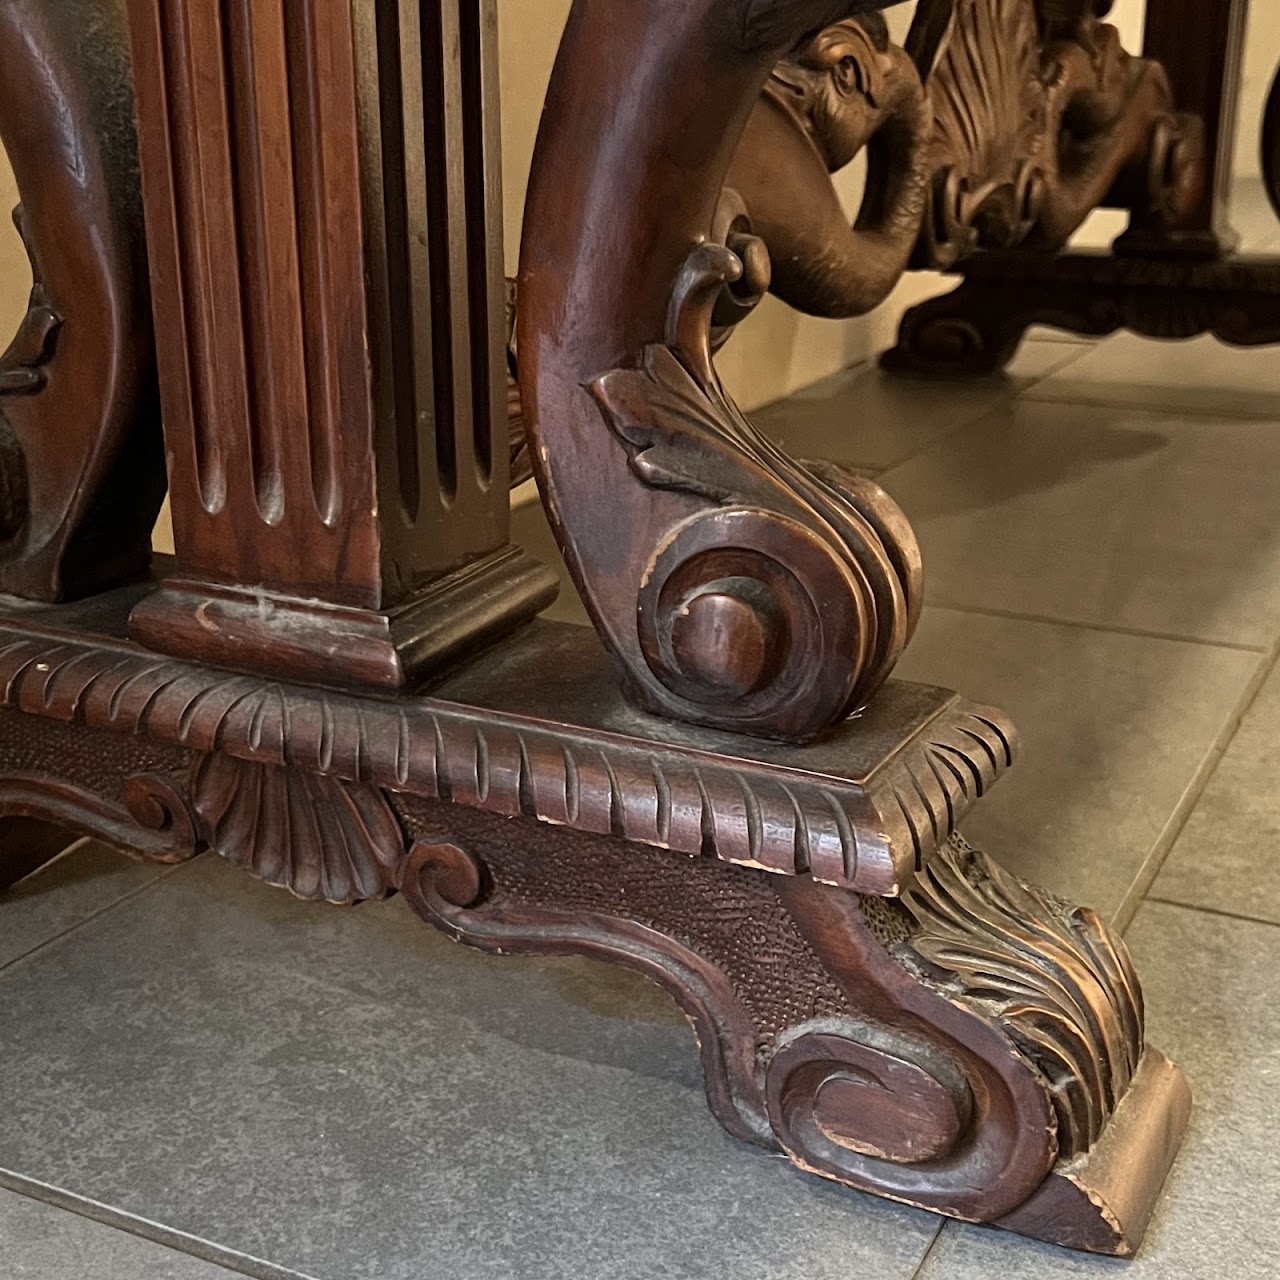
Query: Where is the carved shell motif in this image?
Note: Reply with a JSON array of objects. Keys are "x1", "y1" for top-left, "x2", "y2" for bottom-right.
[
  {"x1": 190, "y1": 754, "x2": 406, "y2": 905},
  {"x1": 923, "y1": 0, "x2": 1047, "y2": 266}
]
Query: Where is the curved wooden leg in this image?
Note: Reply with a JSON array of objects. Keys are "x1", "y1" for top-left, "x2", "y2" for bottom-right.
[
  {"x1": 396, "y1": 800, "x2": 1190, "y2": 1257},
  {"x1": 518, "y1": 0, "x2": 922, "y2": 743},
  {"x1": 0, "y1": 817, "x2": 77, "y2": 893}
]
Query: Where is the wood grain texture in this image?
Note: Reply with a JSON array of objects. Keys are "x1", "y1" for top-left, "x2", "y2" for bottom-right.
[
  {"x1": 0, "y1": 0, "x2": 166, "y2": 601},
  {"x1": 518, "y1": 0, "x2": 923, "y2": 743},
  {"x1": 124, "y1": 0, "x2": 554, "y2": 686},
  {"x1": 0, "y1": 672, "x2": 1187, "y2": 1255},
  {"x1": 0, "y1": 604, "x2": 1015, "y2": 895}
]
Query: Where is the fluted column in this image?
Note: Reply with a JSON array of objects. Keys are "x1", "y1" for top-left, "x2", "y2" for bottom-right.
[{"x1": 126, "y1": 0, "x2": 555, "y2": 688}]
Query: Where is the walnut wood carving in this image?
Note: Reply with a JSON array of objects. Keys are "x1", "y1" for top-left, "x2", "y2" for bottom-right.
[
  {"x1": 721, "y1": 0, "x2": 1206, "y2": 326},
  {"x1": 0, "y1": 0, "x2": 1204, "y2": 1260},
  {"x1": 0, "y1": 604, "x2": 1013, "y2": 895},
  {"x1": 0, "y1": 620, "x2": 1189, "y2": 1256},
  {"x1": 885, "y1": 250, "x2": 1280, "y2": 378},
  {"x1": 519, "y1": 0, "x2": 922, "y2": 743},
  {"x1": 123, "y1": 0, "x2": 556, "y2": 688},
  {"x1": 0, "y1": 0, "x2": 166, "y2": 601},
  {"x1": 914, "y1": 0, "x2": 1203, "y2": 263},
  {"x1": 884, "y1": 0, "x2": 1272, "y2": 376},
  {"x1": 723, "y1": 12, "x2": 931, "y2": 318}
]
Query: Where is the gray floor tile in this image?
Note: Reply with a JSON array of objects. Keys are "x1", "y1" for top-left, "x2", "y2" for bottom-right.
[
  {"x1": 0, "y1": 1189, "x2": 243, "y2": 1279},
  {"x1": 892, "y1": 608, "x2": 1261, "y2": 917},
  {"x1": 510, "y1": 505, "x2": 1263, "y2": 919},
  {"x1": 1152, "y1": 655, "x2": 1280, "y2": 922},
  {"x1": 914, "y1": 900, "x2": 1280, "y2": 1279},
  {"x1": 0, "y1": 855, "x2": 938, "y2": 1280},
  {"x1": 0, "y1": 841, "x2": 173, "y2": 969},
  {"x1": 747, "y1": 340, "x2": 1085, "y2": 471},
  {"x1": 1025, "y1": 331, "x2": 1280, "y2": 421},
  {"x1": 880, "y1": 398, "x2": 1280, "y2": 646}
]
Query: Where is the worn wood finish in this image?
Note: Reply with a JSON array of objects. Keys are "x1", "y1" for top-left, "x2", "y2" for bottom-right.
[
  {"x1": 0, "y1": 0, "x2": 166, "y2": 601},
  {"x1": 124, "y1": 0, "x2": 556, "y2": 687},
  {"x1": 0, "y1": 0, "x2": 1198, "y2": 1257},
  {"x1": 0, "y1": 596, "x2": 1188, "y2": 1254},
  {"x1": 0, "y1": 598, "x2": 1015, "y2": 896},
  {"x1": 519, "y1": 0, "x2": 923, "y2": 742}
]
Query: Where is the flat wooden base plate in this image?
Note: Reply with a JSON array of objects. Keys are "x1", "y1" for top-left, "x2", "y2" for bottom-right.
[{"x1": 998, "y1": 1049, "x2": 1192, "y2": 1255}]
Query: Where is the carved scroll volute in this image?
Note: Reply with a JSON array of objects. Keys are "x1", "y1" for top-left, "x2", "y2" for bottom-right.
[
  {"x1": 519, "y1": 0, "x2": 920, "y2": 743},
  {"x1": 0, "y1": 0, "x2": 166, "y2": 601}
]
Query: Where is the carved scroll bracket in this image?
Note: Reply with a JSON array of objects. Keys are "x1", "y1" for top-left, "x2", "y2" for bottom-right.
[
  {"x1": 393, "y1": 800, "x2": 1188, "y2": 1255},
  {"x1": 519, "y1": 0, "x2": 921, "y2": 743}
]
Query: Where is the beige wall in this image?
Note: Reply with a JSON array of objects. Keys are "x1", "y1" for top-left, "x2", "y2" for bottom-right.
[
  {"x1": 1237, "y1": 2, "x2": 1279, "y2": 177},
  {"x1": 2, "y1": 4, "x2": 1276, "y2": 413},
  {"x1": 0, "y1": 151, "x2": 26, "y2": 340}
]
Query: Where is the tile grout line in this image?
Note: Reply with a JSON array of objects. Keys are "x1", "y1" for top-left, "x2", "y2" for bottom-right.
[
  {"x1": 906, "y1": 1222, "x2": 947, "y2": 1280},
  {"x1": 920, "y1": 598, "x2": 1271, "y2": 653},
  {"x1": 1021, "y1": 387, "x2": 1280, "y2": 423},
  {"x1": 1144, "y1": 894, "x2": 1280, "y2": 933},
  {"x1": 1113, "y1": 637, "x2": 1280, "y2": 935},
  {"x1": 0, "y1": 856, "x2": 199, "y2": 979},
  {"x1": 0, "y1": 1169, "x2": 322, "y2": 1280}
]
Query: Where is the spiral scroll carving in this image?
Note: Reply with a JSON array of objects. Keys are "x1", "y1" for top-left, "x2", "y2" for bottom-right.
[
  {"x1": 591, "y1": 241, "x2": 921, "y2": 741},
  {"x1": 389, "y1": 799, "x2": 1164, "y2": 1232},
  {"x1": 122, "y1": 773, "x2": 202, "y2": 862}
]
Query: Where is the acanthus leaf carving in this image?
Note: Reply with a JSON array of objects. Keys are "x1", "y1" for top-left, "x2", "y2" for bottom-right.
[
  {"x1": 898, "y1": 834, "x2": 1144, "y2": 1161},
  {"x1": 589, "y1": 239, "x2": 922, "y2": 741}
]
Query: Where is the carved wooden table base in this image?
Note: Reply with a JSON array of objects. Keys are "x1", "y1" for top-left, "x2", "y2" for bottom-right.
[
  {"x1": 0, "y1": 593, "x2": 1189, "y2": 1256},
  {"x1": 0, "y1": 0, "x2": 1201, "y2": 1258}
]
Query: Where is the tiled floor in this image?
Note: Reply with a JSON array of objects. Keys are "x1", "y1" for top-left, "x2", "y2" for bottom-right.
[{"x1": 5, "y1": 239, "x2": 1280, "y2": 1276}]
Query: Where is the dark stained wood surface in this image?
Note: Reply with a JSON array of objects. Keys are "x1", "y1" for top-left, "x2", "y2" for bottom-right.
[
  {"x1": 0, "y1": 0, "x2": 166, "y2": 602},
  {"x1": 123, "y1": 0, "x2": 556, "y2": 687},
  {"x1": 0, "y1": 0, "x2": 1215, "y2": 1258}
]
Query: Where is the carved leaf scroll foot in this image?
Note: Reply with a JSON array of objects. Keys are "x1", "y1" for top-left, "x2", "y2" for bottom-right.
[
  {"x1": 394, "y1": 798, "x2": 1186, "y2": 1254},
  {"x1": 589, "y1": 239, "x2": 922, "y2": 742}
]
